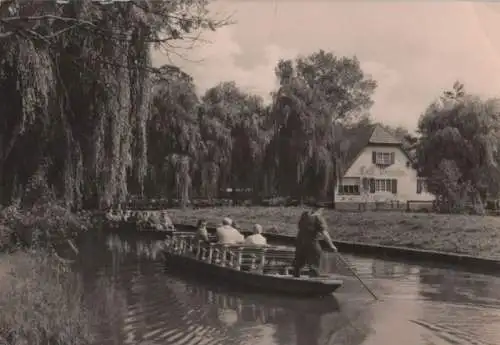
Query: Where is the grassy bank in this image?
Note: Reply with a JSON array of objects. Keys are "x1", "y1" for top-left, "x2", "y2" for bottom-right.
[
  {"x1": 0, "y1": 181, "x2": 96, "y2": 344},
  {"x1": 0, "y1": 251, "x2": 93, "y2": 345},
  {"x1": 166, "y1": 207, "x2": 500, "y2": 259}
]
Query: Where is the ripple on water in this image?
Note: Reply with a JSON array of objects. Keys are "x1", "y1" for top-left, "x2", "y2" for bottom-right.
[{"x1": 82, "y1": 235, "x2": 500, "y2": 345}]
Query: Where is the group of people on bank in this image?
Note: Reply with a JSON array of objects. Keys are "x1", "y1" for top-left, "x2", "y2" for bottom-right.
[
  {"x1": 105, "y1": 209, "x2": 174, "y2": 231},
  {"x1": 195, "y1": 207, "x2": 338, "y2": 278}
]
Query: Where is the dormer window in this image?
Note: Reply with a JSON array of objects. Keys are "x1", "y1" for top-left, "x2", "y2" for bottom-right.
[{"x1": 372, "y1": 151, "x2": 395, "y2": 166}]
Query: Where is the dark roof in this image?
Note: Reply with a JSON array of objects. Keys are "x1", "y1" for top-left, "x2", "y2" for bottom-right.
[
  {"x1": 369, "y1": 124, "x2": 402, "y2": 145},
  {"x1": 337, "y1": 124, "x2": 402, "y2": 176}
]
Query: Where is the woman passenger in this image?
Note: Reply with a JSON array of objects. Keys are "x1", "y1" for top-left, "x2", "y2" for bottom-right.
[{"x1": 196, "y1": 219, "x2": 210, "y2": 242}]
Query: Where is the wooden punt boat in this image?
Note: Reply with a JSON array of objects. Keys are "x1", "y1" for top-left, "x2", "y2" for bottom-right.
[{"x1": 162, "y1": 232, "x2": 343, "y2": 297}]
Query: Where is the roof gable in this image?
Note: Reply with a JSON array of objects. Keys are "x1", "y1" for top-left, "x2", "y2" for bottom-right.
[
  {"x1": 337, "y1": 124, "x2": 403, "y2": 176},
  {"x1": 368, "y1": 125, "x2": 401, "y2": 145}
]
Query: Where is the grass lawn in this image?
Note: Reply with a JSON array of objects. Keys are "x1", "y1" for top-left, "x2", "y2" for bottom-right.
[{"x1": 166, "y1": 207, "x2": 500, "y2": 259}]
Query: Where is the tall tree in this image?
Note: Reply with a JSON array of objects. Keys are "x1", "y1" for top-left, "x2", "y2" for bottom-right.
[
  {"x1": 265, "y1": 50, "x2": 377, "y2": 201},
  {"x1": 416, "y1": 82, "x2": 500, "y2": 213},
  {"x1": 147, "y1": 65, "x2": 201, "y2": 206},
  {"x1": 201, "y1": 82, "x2": 271, "y2": 201}
]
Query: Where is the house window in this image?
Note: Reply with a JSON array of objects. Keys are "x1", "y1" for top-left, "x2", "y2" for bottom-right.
[
  {"x1": 372, "y1": 151, "x2": 395, "y2": 166},
  {"x1": 375, "y1": 179, "x2": 393, "y2": 192},
  {"x1": 368, "y1": 178, "x2": 397, "y2": 194},
  {"x1": 417, "y1": 178, "x2": 427, "y2": 194},
  {"x1": 339, "y1": 177, "x2": 361, "y2": 195},
  {"x1": 339, "y1": 185, "x2": 360, "y2": 195}
]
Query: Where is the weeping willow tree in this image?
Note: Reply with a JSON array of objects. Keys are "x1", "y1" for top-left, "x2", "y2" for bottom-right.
[
  {"x1": 264, "y1": 51, "x2": 377, "y2": 202},
  {"x1": 416, "y1": 82, "x2": 500, "y2": 213},
  {"x1": 148, "y1": 78, "x2": 271, "y2": 205},
  {"x1": 147, "y1": 65, "x2": 202, "y2": 206},
  {"x1": 0, "y1": 0, "x2": 227, "y2": 209},
  {"x1": 267, "y1": 74, "x2": 336, "y2": 201},
  {"x1": 200, "y1": 82, "x2": 271, "y2": 201},
  {"x1": 230, "y1": 100, "x2": 272, "y2": 201},
  {"x1": 197, "y1": 100, "x2": 233, "y2": 202}
]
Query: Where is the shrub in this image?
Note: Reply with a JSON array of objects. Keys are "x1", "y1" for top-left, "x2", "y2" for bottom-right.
[{"x1": 0, "y1": 200, "x2": 89, "y2": 251}]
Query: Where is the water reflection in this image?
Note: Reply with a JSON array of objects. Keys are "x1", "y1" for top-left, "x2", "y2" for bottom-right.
[
  {"x1": 418, "y1": 267, "x2": 500, "y2": 307},
  {"x1": 75, "y1": 232, "x2": 500, "y2": 345},
  {"x1": 320, "y1": 253, "x2": 500, "y2": 345},
  {"x1": 371, "y1": 260, "x2": 412, "y2": 279},
  {"x1": 79, "y1": 234, "x2": 373, "y2": 345},
  {"x1": 416, "y1": 267, "x2": 500, "y2": 345}
]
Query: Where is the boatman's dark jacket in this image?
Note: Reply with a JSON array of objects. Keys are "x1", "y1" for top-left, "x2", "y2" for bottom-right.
[{"x1": 293, "y1": 211, "x2": 327, "y2": 275}]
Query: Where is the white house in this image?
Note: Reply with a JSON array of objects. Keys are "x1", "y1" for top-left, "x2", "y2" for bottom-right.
[{"x1": 335, "y1": 124, "x2": 434, "y2": 203}]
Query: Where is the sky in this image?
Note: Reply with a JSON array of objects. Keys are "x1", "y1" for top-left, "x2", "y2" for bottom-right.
[{"x1": 152, "y1": 1, "x2": 500, "y2": 131}]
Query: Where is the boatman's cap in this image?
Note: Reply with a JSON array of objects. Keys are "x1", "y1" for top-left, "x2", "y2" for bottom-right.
[{"x1": 222, "y1": 217, "x2": 233, "y2": 226}]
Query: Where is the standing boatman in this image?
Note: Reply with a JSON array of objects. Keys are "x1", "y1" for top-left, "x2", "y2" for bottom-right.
[{"x1": 292, "y1": 207, "x2": 338, "y2": 278}]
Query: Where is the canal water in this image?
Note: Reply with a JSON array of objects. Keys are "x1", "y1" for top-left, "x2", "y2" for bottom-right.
[{"x1": 75, "y1": 231, "x2": 500, "y2": 345}]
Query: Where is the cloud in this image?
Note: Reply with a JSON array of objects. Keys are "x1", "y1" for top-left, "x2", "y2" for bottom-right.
[
  {"x1": 152, "y1": 1, "x2": 500, "y2": 130},
  {"x1": 153, "y1": 25, "x2": 297, "y2": 102}
]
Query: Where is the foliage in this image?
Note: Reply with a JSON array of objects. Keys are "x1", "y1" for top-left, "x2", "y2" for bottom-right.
[
  {"x1": 0, "y1": 0, "x2": 381, "y2": 212},
  {"x1": 146, "y1": 76, "x2": 273, "y2": 205},
  {"x1": 0, "y1": 0, "x2": 228, "y2": 209},
  {"x1": 0, "y1": 251, "x2": 93, "y2": 345},
  {"x1": 147, "y1": 65, "x2": 202, "y2": 205},
  {"x1": 201, "y1": 81, "x2": 271, "y2": 199},
  {"x1": 263, "y1": 50, "x2": 377, "y2": 200},
  {"x1": 0, "y1": 166, "x2": 89, "y2": 250},
  {"x1": 2, "y1": 0, "x2": 455, "y2": 212},
  {"x1": 416, "y1": 82, "x2": 500, "y2": 213}
]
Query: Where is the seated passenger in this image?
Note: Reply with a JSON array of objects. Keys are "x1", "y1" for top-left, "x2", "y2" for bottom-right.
[
  {"x1": 123, "y1": 210, "x2": 132, "y2": 221},
  {"x1": 104, "y1": 208, "x2": 115, "y2": 221},
  {"x1": 245, "y1": 224, "x2": 267, "y2": 246},
  {"x1": 159, "y1": 210, "x2": 174, "y2": 231},
  {"x1": 116, "y1": 209, "x2": 125, "y2": 221},
  {"x1": 216, "y1": 217, "x2": 244, "y2": 244},
  {"x1": 148, "y1": 211, "x2": 162, "y2": 230},
  {"x1": 196, "y1": 219, "x2": 210, "y2": 242}
]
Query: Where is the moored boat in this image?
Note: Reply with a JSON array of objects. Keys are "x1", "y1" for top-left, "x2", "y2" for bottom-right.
[{"x1": 162, "y1": 232, "x2": 343, "y2": 297}]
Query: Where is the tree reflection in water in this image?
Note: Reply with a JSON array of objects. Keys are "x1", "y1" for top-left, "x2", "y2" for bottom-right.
[
  {"x1": 371, "y1": 259, "x2": 412, "y2": 279},
  {"x1": 418, "y1": 266, "x2": 500, "y2": 307},
  {"x1": 173, "y1": 263, "x2": 373, "y2": 345},
  {"x1": 76, "y1": 233, "x2": 375, "y2": 345}
]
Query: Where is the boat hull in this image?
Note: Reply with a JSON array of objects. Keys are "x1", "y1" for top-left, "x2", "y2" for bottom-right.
[{"x1": 162, "y1": 250, "x2": 343, "y2": 297}]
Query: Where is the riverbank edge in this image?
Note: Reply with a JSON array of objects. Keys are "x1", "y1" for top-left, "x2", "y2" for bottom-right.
[{"x1": 172, "y1": 223, "x2": 500, "y2": 274}]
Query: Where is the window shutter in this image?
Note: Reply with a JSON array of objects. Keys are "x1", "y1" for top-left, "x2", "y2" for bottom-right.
[
  {"x1": 362, "y1": 178, "x2": 369, "y2": 191},
  {"x1": 390, "y1": 152, "x2": 395, "y2": 164},
  {"x1": 417, "y1": 180, "x2": 422, "y2": 194},
  {"x1": 369, "y1": 178, "x2": 375, "y2": 193},
  {"x1": 372, "y1": 151, "x2": 376, "y2": 164},
  {"x1": 392, "y1": 179, "x2": 398, "y2": 194}
]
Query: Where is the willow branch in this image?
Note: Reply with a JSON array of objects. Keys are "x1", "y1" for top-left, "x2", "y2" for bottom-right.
[{"x1": 0, "y1": 9, "x2": 232, "y2": 43}]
